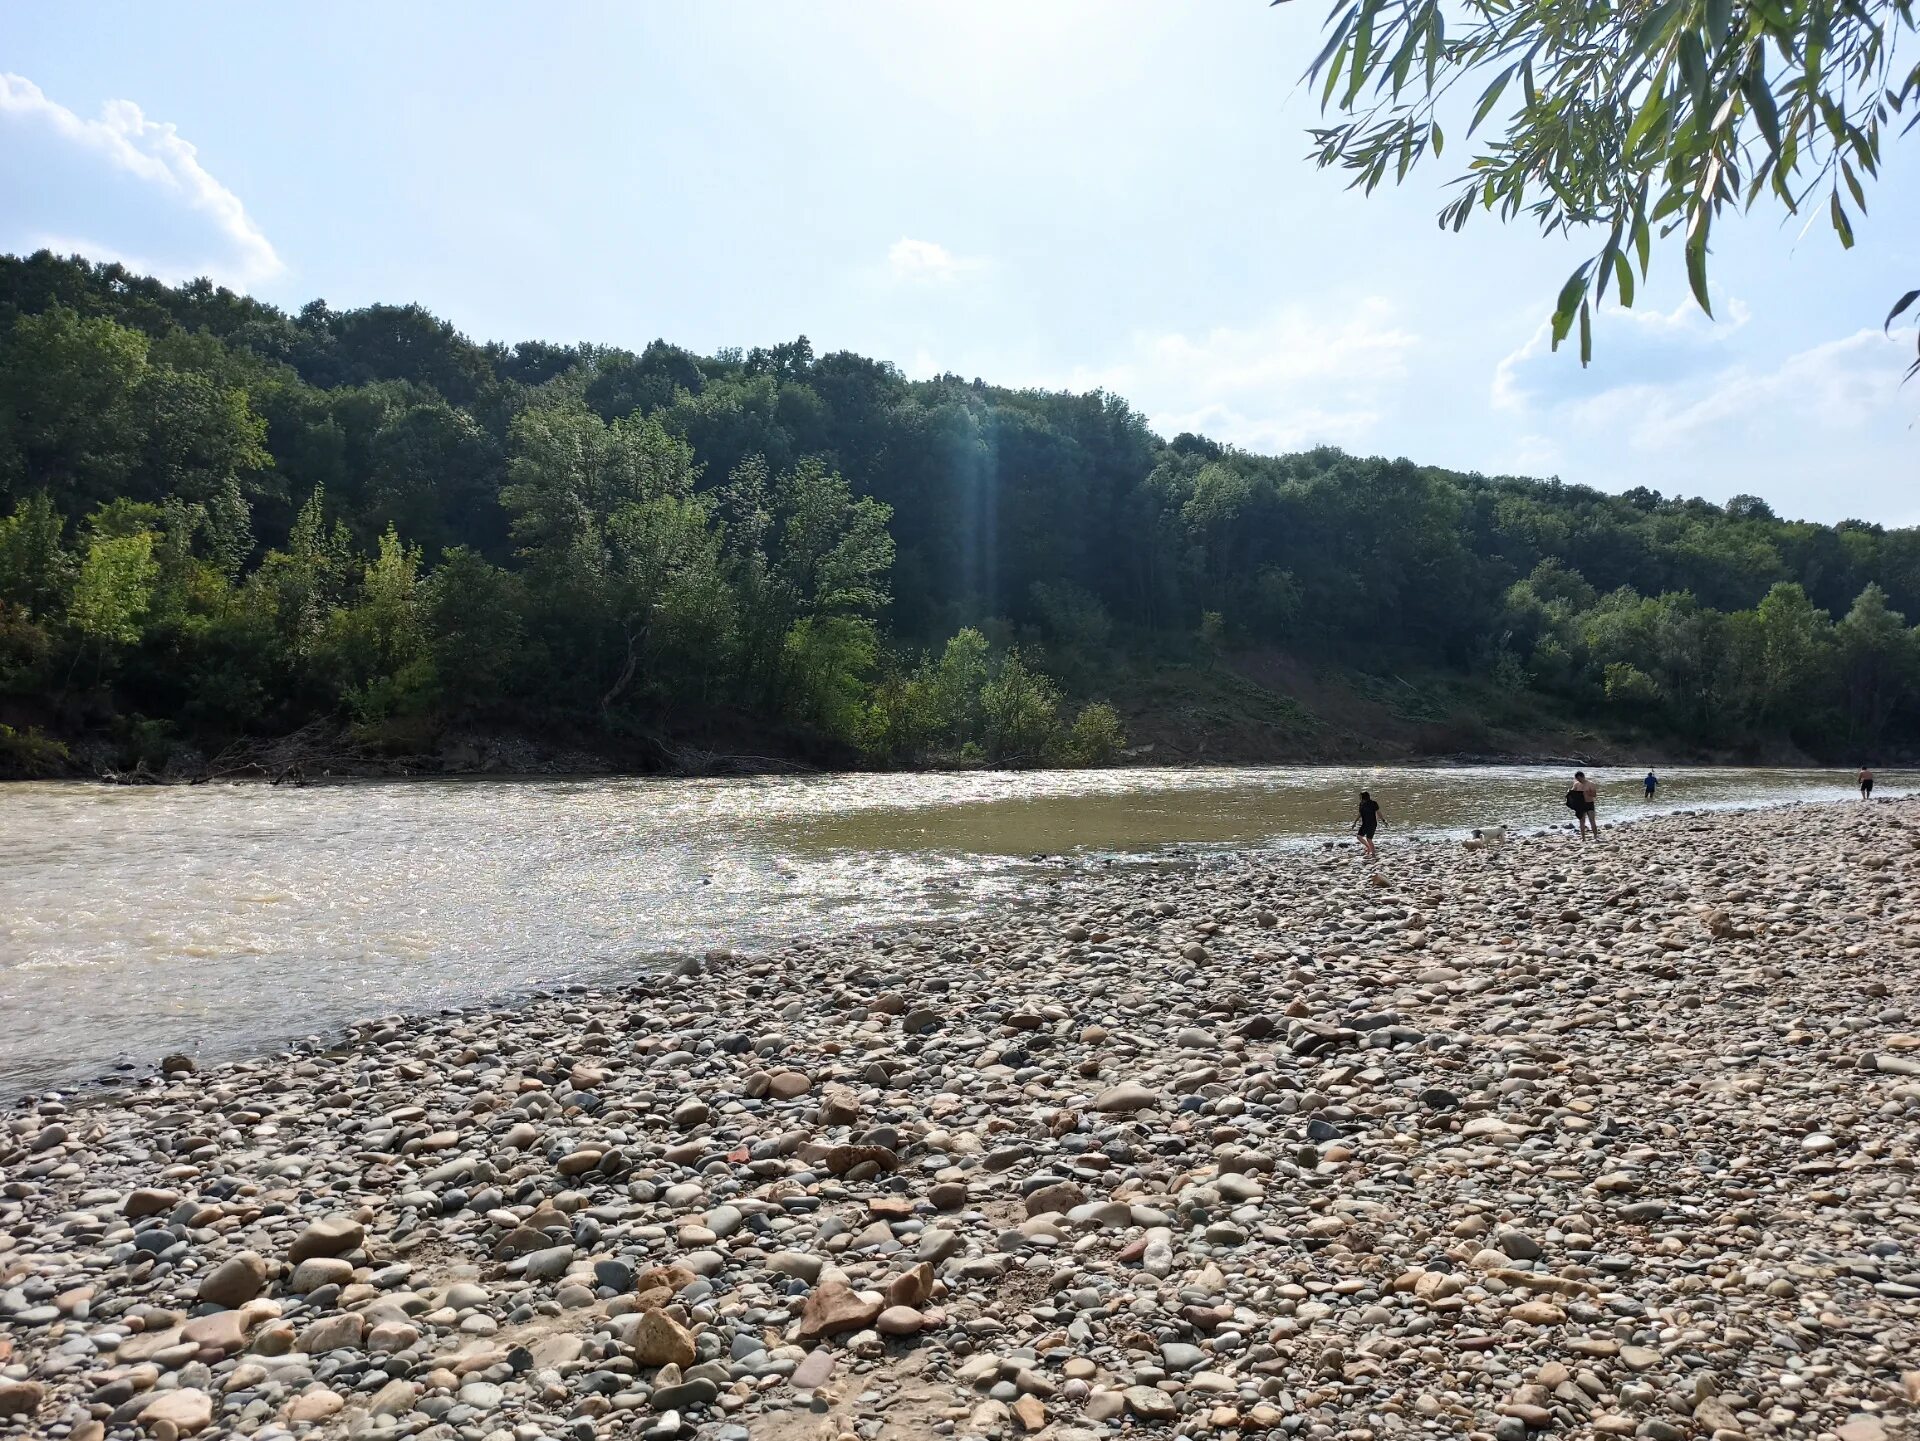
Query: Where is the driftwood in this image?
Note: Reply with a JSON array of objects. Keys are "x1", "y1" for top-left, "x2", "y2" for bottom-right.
[
  {"x1": 190, "y1": 720, "x2": 435, "y2": 786},
  {"x1": 99, "y1": 760, "x2": 164, "y2": 785}
]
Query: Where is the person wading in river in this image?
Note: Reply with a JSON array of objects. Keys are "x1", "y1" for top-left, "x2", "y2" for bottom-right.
[
  {"x1": 1860, "y1": 765, "x2": 1875, "y2": 799},
  {"x1": 1566, "y1": 770, "x2": 1599, "y2": 840},
  {"x1": 1354, "y1": 790, "x2": 1383, "y2": 860}
]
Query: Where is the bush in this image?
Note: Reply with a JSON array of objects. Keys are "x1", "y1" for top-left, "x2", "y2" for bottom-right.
[
  {"x1": 1066, "y1": 702, "x2": 1128, "y2": 765},
  {"x1": 0, "y1": 723, "x2": 71, "y2": 779},
  {"x1": 1603, "y1": 661, "x2": 1661, "y2": 709},
  {"x1": 982, "y1": 649, "x2": 1062, "y2": 763}
]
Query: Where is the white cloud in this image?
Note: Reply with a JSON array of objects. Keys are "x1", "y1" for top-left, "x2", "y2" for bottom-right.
[
  {"x1": 1567, "y1": 328, "x2": 1905, "y2": 452},
  {"x1": 1479, "y1": 313, "x2": 1912, "y2": 518},
  {"x1": 1492, "y1": 295, "x2": 1752, "y2": 413},
  {"x1": 887, "y1": 237, "x2": 981, "y2": 284},
  {"x1": 0, "y1": 72, "x2": 281, "y2": 286},
  {"x1": 1506, "y1": 433, "x2": 1563, "y2": 476},
  {"x1": 1038, "y1": 300, "x2": 1419, "y2": 449}
]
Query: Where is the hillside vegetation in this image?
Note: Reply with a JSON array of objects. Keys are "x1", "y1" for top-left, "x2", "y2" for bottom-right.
[{"x1": 1, "y1": 251, "x2": 1916, "y2": 778}]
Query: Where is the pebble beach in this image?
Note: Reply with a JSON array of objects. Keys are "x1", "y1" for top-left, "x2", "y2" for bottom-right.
[{"x1": 3, "y1": 798, "x2": 1918, "y2": 1441}]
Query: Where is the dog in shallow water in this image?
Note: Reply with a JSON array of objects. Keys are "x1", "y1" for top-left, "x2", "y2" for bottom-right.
[{"x1": 1461, "y1": 825, "x2": 1507, "y2": 851}]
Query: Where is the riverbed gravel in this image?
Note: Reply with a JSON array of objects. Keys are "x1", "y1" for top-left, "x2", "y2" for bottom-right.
[{"x1": 4, "y1": 799, "x2": 1918, "y2": 1441}]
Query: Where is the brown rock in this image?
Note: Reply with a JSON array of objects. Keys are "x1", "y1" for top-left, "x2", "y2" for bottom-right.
[
  {"x1": 287, "y1": 1257, "x2": 354, "y2": 1293},
  {"x1": 295, "y1": 1312, "x2": 365, "y2": 1353},
  {"x1": 0, "y1": 1381, "x2": 45, "y2": 1418},
  {"x1": 630, "y1": 1311, "x2": 696, "y2": 1369},
  {"x1": 886, "y1": 1262, "x2": 934, "y2": 1308},
  {"x1": 141, "y1": 1389, "x2": 214, "y2": 1434},
  {"x1": 875, "y1": 1305, "x2": 923, "y2": 1335},
  {"x1": 1024, "y1": 1180, "x2": 1087, "y2": 1218},
  {"x1": 288, "y1": 1215, "x2": 364, "y2": 1264},
  {"x1": 118, "y1": 1327, "x2": 186, "y2": 1363},
  {"x1": 1012, "y1": 1395, "x2": 1047, "y2": 1432},
  {"x1": 1095, "y1": 1081, "x2": 1161, "y2": 1113},
  {"x1": 125, "y1": 1189, "x2": 181, "y2": 1219},
  {"x1": 636, "y1": 1264, "x2": 697, "y2": 1293},
  {"x1": 198, "y1": 1252, "x2": 270, "y2": 1309},
  {"x1": 284, "y1": 1388, "x2": 344, "y2": 1422},
  {"x1": 1510, "y1": 1300, "x2": 1564, "y2": 1326},
  {"x1": 928, "y1": 1181, "x2": 968, "y2": 1210},
  {"x1": 797, "y1": 1278, "x2": 883, "y2": 1341},
  {"x1": 768, "y1": 1070, "x2": 812, "y2": 1100},
  {"x1": 819, "y1": 1083, "x2": 861, "y2": 1126},
  {"x1": 182, "y1": 1310, "x2": 251, "y2": 1356}
]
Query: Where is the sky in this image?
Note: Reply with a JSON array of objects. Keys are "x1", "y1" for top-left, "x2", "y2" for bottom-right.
[{"x1": 3, "y1": 3, "x2": 1916, "y2": 525}]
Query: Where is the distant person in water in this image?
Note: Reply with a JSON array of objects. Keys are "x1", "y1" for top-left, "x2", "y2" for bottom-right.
[
  {"x1": 1354, "y1": 790, "x2": 1382, "y2": 860},
  {"x1": 1643, "y1": 769, "x2": 1658, "y2": 800},
  {"x1": 1860, "y1": 766, "x2": 1875, "y2": 799},
  {"x1": 1566, "y1": 770, "x2": 1599, "y2": 839}
]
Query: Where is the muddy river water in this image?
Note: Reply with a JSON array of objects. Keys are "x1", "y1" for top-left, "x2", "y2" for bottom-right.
[{"x1": 0, "y1": 764, "x2": 1900, "y2": 1096}]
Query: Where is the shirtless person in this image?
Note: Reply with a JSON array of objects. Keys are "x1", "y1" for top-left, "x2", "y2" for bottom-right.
[
  {"x1": 1860, "y1": 766, "x2": 1875, "y2": 799},
  {"x1": 1570, "y1": 769, "x2": 1599, "y2": 838}
]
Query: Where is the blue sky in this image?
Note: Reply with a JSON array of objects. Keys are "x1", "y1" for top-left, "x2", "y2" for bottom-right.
[{"x1": 5, "y1": 2, "x2": 1916, "y2": 524}]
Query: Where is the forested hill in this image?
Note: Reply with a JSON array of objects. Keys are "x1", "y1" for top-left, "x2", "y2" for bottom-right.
[{"x1": 1, "y1": 250, "x2": 1916, "y2": 779}]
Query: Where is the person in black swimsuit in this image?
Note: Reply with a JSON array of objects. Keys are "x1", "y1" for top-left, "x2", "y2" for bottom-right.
[
  {"x1": 1355, "y1": 790, "x2": 1382, "y2": 860},
  {"x1": 1860, "y1": 766, "x2": 1875, "y2": 799}
]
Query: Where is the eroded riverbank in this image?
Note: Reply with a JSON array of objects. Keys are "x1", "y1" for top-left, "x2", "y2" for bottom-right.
[{"x1": 3, "y1": 800, "x2": 1919, "y2": 1441}]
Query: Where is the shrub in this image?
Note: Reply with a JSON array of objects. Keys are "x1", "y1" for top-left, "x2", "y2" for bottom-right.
[
  {"x1": 1066, "y1": 702, "x2": 1128, "y2": 766},
  {"x1": 0, "y1": 724, "x2": 71, "y2": 779},
  {"x1": 982, "y1": 649, "x2": 1062, "y2": 764}
]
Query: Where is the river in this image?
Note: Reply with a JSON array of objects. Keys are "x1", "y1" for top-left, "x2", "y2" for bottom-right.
[{"x1": 0, "y1": 764, "x2": 1900, "y2": 1097}]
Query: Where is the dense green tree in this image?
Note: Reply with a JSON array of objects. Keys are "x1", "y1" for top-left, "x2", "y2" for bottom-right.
[
  {"x1": 1835, "y1": 584, "x2": 1916, "y2": 747},
  {"x1": 0, "y1": 308, "x2": 148, "y2": 505},
  {"x1": 69, "y1": 528, "x2": 158, "y2": 652},
  {"x1": 3, "y1": 250, "x2": 1919, "y2": 770},
  {"x1": 0, "y1": 494, "x2": 74, "y2": 612}
]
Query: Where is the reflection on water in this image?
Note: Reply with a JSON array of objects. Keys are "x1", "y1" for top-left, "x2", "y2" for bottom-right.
[{"x1": 0, "y1": 764, "x2": 1899, "y2": 1095}]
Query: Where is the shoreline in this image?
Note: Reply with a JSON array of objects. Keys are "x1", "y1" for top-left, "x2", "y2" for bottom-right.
[
  {"x1": 3, "y1": 799, "x2": 1918, "y2": 1441},
  {"x1": 3, "y1": 755, "x2": 1858, "y2": 790}
]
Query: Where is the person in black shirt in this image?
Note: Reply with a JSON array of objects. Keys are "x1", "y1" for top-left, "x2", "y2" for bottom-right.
[{"x1": 1355, "y1": 790, "x2": 1383, "y2": 860}]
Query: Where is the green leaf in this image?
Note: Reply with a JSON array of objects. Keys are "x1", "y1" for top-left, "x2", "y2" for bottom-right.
[
  {"x1": 1613, "y1": 250, "x2": 1636, "y2": 308},
  {"x1": 1579, "y1": 299, "x2": 1593, "y2": 366},
  {"x1": 1679, "y1": 32, "x2": 1710, "y2": 127},
  {"x1": 1886, "y1": 289, "x2": 1920, "y2": 330},
  {"x1": 1345, "y1": 0, "x2": 1375, "y2": 105},
  {"x1": 1305, "y1": 10, "x2": 1355, "y2": 82},
  {"x1": 1550, "y1": 264, "x2": 1590, "y2": 350},
  {"x1": 1830, "y1": 192, "x2": 1855, "y2": 248},
  {"x1": 1843, "y1": 159, "x2": 1867, "y2": 211},
  {"x1": 1744, "y1": 72, "x2": 1782, "y2": 152},
  {"x1": 1431, "y1": 121, "x2": 1444, "y2": 156},
  {"x1": 1630, "y1": 0, "x2": 1681, "y2": 57},
  {"x1": 1685, "y1": 229, "x2": 1714, "y2": 316},
  {"x1": 1321, "y1": 40, "x2": 1350, "y2": 107},
  {"x1": 1471, "y1": 65, "x2": 1516, "y2": 133},
  {"x1": 1626, "y1": 88, "x2": 1669, "y2": 151}
]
